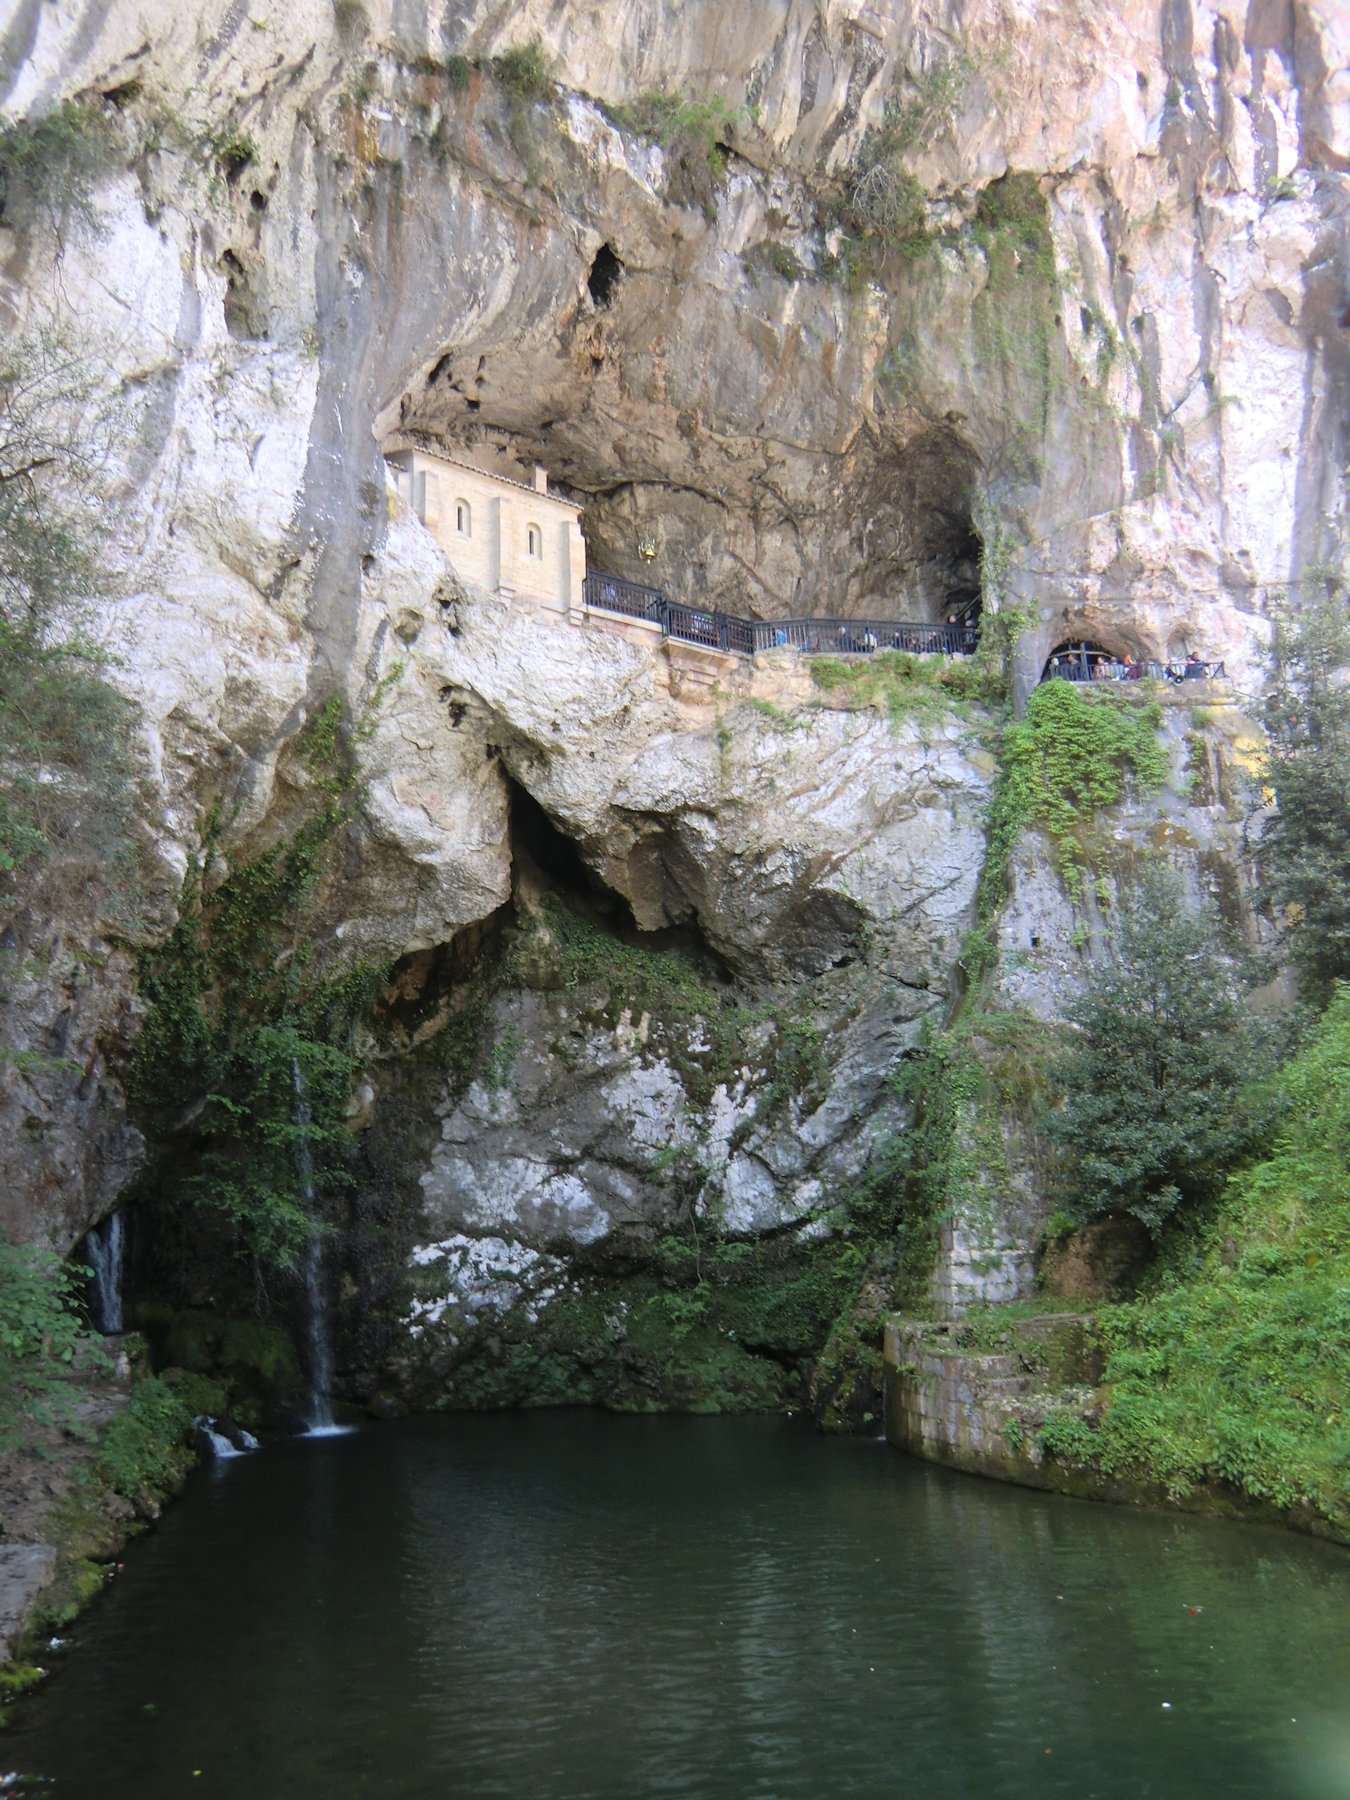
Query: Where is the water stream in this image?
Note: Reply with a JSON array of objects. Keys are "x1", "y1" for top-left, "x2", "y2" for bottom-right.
[
  {"x1": 290, "y1": 1060, "x2": 339, "y2": 1434},
  {"x1": 6, "y1": 1414, "x2": 1349, "y2": 1799},
  {"x1": 83, "y1": 1209, "x2": 125, "y2": 1334}
]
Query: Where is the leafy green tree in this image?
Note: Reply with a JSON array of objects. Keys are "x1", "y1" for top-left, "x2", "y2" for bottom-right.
[
  {"x1": 1046, "y1": 865, "x2": 1268, "y2": 1235},
  {"x1": 129, "y1": 727, "x2": 387, "y2": 1274},
  {"x1": 0, "y1": 1240, "x2": 109, "y2": 1450},
  {"x1": 1259, "y1": 588, "x2": 1350, "y2": 996},
  {"x1": 1039, "y1": 986, "x2": 1350, "y2": 1525},
  {"x1": 0, "y1": 329, "x2": 131, "y2": 883},
  {"x1": 0, "y1": 97, "x2": 117, "y2": 235},
  {"x1": 187, "y1": 1024, "x2": 359, "y2": 1270}
]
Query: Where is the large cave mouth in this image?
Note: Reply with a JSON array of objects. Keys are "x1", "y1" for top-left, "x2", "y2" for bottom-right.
[{"x1": 379, "y1": 356, "x2": 989, "y2": 625}]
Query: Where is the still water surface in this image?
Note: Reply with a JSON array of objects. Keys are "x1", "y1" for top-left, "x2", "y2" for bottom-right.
[{"x1": 8, "y1": 1413, "x2": 1350, "y2": 1799}]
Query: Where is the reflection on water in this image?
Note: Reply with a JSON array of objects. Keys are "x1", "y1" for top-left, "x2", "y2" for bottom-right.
[{"x1": 8, "y1": 1413, "x2": 1350, "y2": 1799}]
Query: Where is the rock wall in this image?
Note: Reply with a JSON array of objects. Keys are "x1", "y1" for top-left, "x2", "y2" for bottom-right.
[
  {"x1": 924, "y1": 682, "x2": 1270, "y2": 1317},
  {"x1": 0, "y1": 2, "x2": 1345, "y2": 1393}
]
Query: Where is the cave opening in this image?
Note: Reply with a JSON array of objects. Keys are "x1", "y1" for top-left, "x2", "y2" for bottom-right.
[
  {"x1": 941, "y1": 516, "x2": 983, "y2": 632},
  {"x1": 508, "y1": 777, "x2": 735, "y2": 981},
  {"x1": 587, "y1": 243, "x2": 623, "y2": 308},
  {"x1": 511, "y1": 779, "x2": 606, "y2": 901},
  {"x1": 857, "y1": 426, "x2": 987, "y2": 627}
]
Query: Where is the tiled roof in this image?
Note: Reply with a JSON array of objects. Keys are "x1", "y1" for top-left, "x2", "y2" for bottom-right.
[{"x1": 385, "y1": 442, "x2": 579, "y2": 510}]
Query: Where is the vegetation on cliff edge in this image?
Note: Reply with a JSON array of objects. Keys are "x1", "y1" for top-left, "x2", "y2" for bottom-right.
[
  {"x1": 1039, "y1": 986, "x2": 1350, "y2": 1531},
  {"x1": 1046, "y1": 865, "x2": 1273, "y2": 1236}
]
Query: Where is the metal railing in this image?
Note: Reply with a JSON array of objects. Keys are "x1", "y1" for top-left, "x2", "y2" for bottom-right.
[
  {"x1": 751, "y1": 618, "x2": 977, "y2": 656},
  {"x1": 582, "y1": 571, "x2": 667, "y2": 626},
  {"x1": 582, "y1": 571, "x2": 978, "y2": 660},
  {"x1": 1045, "y1": 651, "x2": 1228, "y2": 685}
]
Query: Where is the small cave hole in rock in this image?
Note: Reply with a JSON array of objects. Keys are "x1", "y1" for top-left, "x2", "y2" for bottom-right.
[
  {"x1": 219, "y1": 249, "x2": 264, "y2": 340},
  {"x1": 587, "y1": 243, "x2": 623, "y2": 308},
  {"x1": 374, "y1": 917, "x2": 508, "y2": 1047},
  {"x1": 250, "y1": 188, "x2": 268, "y2": 213}
]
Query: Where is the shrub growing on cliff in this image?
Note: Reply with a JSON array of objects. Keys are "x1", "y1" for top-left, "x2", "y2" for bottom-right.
[
  {"x1": 130, "y1": 818, "x2": 380, "y2": 1272},
  {"x1": 0, "y1": 1242, "x2": 108, "y2": 1450},
  {"x1": 610, "y1": 91, "x2": 738, "y2": 214},
  {"x1": 0, "y1": 97, "x2": 117, "y2": 233},
  {"x1": 1259, "y1": 588, "x2": 1350, "y2": 997},
  {"x1": 490, "y1": 38, "x2": 554, "y2": 100},
  {"x1": 970, "y1": 678, "x2": 1166, "y2": 951},
  {"x1": 1045, "y1": 865, "x2": 1269, "y2": 1236},
  {"x1": 130, "y1": 709, "x2": 394, "y2": 1271},
  {"x1": 0, "y1": 331, "x2": 133, "y2": 884}
]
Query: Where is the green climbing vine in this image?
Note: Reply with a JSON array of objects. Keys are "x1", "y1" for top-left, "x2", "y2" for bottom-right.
[
  {"x1": 130, "y1": 689, "x2": 395, "y2": 1270},
  {"x1": 961, "y1": 679, "x2": 1166, "y2": 979}
]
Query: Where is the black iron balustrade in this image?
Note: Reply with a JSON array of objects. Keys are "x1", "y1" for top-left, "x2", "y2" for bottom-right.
[
  {"x1": 750, "y1": 618, "x2": 976, "y2": 656},
  {"x1": 583, "y1": 572, "x2": 979, "y2": 660},
  {"x1": 1043, "y1": 650, "x2": 1228, "y2": 685},
  {"x1": 582, "y1": 571, "x2": 668, "y2": 626}
]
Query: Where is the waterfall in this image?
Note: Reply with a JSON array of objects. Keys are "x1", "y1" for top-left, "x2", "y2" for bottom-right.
[
  {"x1": 292, "y1": 1059, "x2": 344, "y2": 1435},
  {"x1": 84, "y1": 1210, "x2": 125, "y2": 1334},
  {"x1": 193, "y1": 1416, "x2": 260, "y2": 1460}
]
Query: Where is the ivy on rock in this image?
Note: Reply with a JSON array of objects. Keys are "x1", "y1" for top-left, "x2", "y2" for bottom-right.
[{"x1": 130, "y1": 703, "x2": 387, "y2": 1273}]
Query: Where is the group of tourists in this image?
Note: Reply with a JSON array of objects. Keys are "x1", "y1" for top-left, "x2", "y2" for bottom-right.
[
  {"x1": 829, "y1": 617, "x2": 976, "y2": 656},
  {"x1": 1047, "y1": 649, "x2": 1220, "y2": 684}
]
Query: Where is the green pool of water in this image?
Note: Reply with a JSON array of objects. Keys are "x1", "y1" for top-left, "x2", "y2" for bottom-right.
[{"x1": 7, "y1": 1413, "x2": 1350, "y2": 1798}]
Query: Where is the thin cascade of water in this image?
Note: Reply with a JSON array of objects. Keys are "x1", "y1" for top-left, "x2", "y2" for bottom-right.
[
  {"x1": 84, "y1": 1210, "x2": 125, "y2": 1334},
  {"x1": 292, "y1": 1059, "x2": 340, "y2": 1434},
  {"x1": 193, "y1": 1416, "x2": 260, "y2": 1460}
]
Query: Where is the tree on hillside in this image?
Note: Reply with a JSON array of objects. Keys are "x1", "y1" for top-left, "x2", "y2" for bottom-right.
[
  {"x1": 0, "y1": 328, "x2": 131, "y2": 884},
  {"x1": 1259, "y1": 588, "x2": 1350, "y2": 997},
  {"x1": 1046, "y1": 865, "x2": 1268, "y2": 1236}
]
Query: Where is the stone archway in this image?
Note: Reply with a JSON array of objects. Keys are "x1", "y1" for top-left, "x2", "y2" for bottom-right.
[{"x1": 1015, "y1": 603, "x2": 1165, "y2": 709}]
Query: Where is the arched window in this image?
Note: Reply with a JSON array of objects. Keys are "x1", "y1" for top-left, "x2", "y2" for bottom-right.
[
  {"x1": 455, "y1": 499, "x2": 471, "y2": 536},
  {"x1": 527, "y1": 523, "x2": 543, "y2": 559}
]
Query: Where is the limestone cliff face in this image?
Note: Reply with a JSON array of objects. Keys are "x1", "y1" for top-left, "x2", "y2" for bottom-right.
[{"x1": 0, "y1": 3, "x2": 1344, "y2": 1360}]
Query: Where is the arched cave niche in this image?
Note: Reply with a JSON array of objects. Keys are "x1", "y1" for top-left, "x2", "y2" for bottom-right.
[{"x1": 1042, "y1": 639, "x2": 1138, "y2": 683}]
